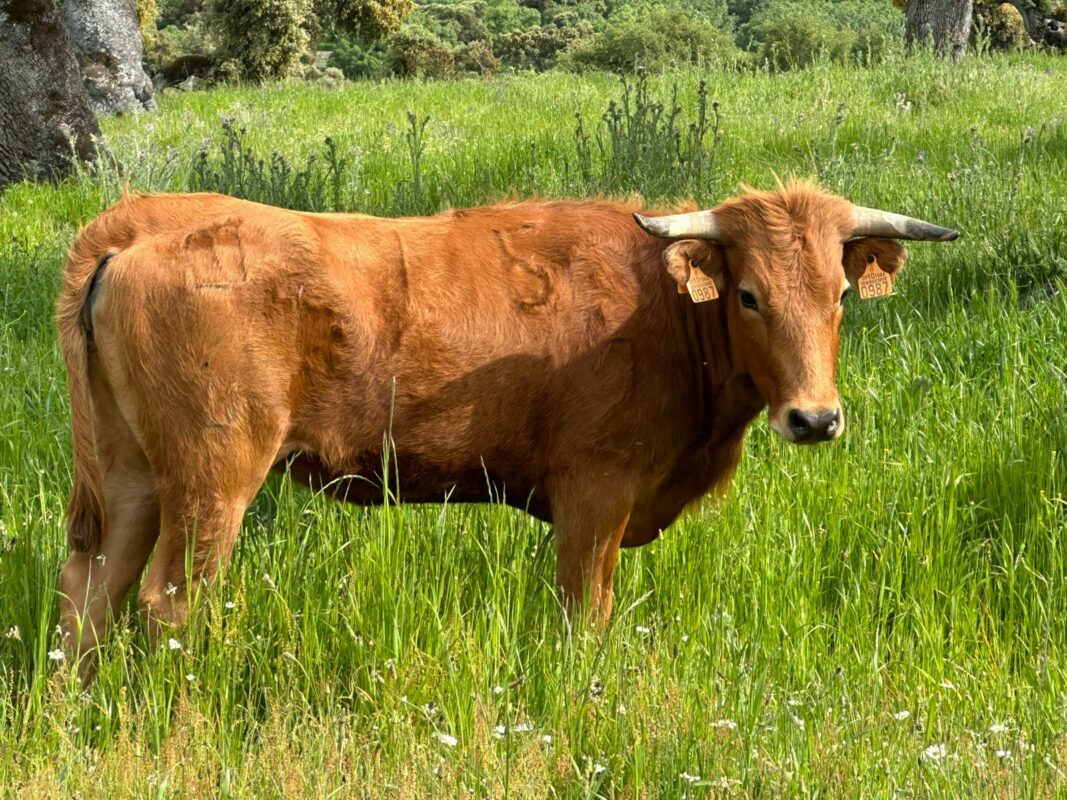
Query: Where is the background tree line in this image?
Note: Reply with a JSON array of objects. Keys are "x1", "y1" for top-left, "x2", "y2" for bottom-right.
[{"x1": 144, "y1": 0, "x2": 1066, "y2": 84}]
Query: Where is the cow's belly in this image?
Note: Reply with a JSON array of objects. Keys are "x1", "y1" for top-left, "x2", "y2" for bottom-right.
[{"x1": 275, "y1": 451, "x2": 553, "y2": 521}]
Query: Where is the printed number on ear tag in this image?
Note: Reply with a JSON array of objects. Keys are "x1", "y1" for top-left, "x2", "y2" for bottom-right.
[
  {"x1": 685, "y1": 261, "x2": 719, "y2": 303},
  {"x1": 857, "y1": 255, "x2": 894, "y2": 300}
]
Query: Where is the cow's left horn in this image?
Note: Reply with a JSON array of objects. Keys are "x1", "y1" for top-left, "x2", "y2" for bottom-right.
[
  {"x1": 850, "y1": 207, "x2": 959, "y2": 242},
  {"x1": 633, "y1": 210, "x2": 723, "y2": 241}
]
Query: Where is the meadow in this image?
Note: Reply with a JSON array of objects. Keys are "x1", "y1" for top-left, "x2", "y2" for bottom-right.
[{"x1": 1, "y1": 52, "x2": 1066, "y2": 797}]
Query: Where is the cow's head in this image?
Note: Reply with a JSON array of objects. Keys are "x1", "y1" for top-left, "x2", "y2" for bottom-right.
[{"x1": 635, "y1": 184, "x2": 957, "y2": 444}]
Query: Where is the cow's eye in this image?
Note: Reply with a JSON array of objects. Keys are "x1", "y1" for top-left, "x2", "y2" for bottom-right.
[
  {"x1": 840, "y1": 287, "x2": 851, "y2": 304},
  {"x1": 738, "y1": 289, "x2": 759, "y2": 310}
]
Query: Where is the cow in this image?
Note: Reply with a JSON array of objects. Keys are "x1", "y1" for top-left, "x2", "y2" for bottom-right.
[{"x1": 56, "y1": 183, "x2": 957, "y2": 667}]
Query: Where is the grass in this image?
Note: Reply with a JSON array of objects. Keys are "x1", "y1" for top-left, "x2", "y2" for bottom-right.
[{"x1": 0, "y1": 51, "x2": 1065, "y2": 797}]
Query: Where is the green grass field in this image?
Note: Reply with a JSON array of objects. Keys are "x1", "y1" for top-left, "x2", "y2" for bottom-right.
[{"x1": 1, "y1": 52, "x2": 1066, "y2": 798}]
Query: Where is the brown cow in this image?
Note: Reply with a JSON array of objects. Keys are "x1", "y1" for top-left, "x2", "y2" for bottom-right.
[{"x1": 56, "y1": 183, "x2": 956, "y2": 666}]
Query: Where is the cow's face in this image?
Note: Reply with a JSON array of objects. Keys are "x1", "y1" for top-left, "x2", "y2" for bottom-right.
[{"x1": 643, "y1": 185, "x2": 955, "y2": 445}]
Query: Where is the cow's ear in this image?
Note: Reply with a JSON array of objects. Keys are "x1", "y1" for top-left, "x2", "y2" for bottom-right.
[
  {"x1": 843, "y1": 238, "x2": 909, "y2": 288},
  {"x1": 663, "y1": 240, "x2": 725, "y2": 299}
]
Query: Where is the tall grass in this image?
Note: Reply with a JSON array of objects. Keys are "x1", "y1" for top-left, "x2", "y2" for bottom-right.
[{"x1": 0, "y1": 52, "x2": 1065, "y2": 797}]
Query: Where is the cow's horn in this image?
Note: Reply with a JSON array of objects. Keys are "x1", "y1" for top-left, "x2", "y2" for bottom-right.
[
  {"x1": 633, "y1": 210, "x2": 723, "y2": 241},
  {"x1": 850, "y1": 206, "x2": 959, "y2": 242}
]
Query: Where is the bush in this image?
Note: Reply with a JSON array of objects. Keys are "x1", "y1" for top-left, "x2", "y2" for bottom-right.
[
  {"x1": 209, "y1": 0, "x2": 310, "y2": 82},
  {"x1": 457, "y1": 40, "x2": 500, "y2": 74},
  {"x1": 752, "y1": 9, "x2": 851, "y2": 68},
  {"x1": 483, "y1": 0, "x2": 539, "y2": 34},
  {"x1": 418, "y1": 2, "x2": 491, "y2": 44},
  {"x1": 975, "y1": 0, "x2": 1031, "y2": 49},
  {"x1": 387, "y1": 28, "x2": 456, "y2": 77},
  {"x1": 746, "y1": 0, "x2": 901, "y2": 70},
  {"x1": 493, "y1": 18, "x2": 592, "y2": 71},
  {"x1": 564, "y1": 8, "x2": 739, "y2": 72},
  {"x1": 326, "y1": 33, "x2": 386, "y2": 79},
  {"x1": 335, "y1": 0, "x2": 416, "y2": 43}
]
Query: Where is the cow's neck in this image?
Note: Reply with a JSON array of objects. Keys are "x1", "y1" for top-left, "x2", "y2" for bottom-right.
[{"x1": 684, "y1": 296, "x2": 763, "y2": 447}]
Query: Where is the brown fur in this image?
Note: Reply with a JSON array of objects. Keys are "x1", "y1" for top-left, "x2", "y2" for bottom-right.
[{"x1": 56, "y1": 185, "x2": 915, "y2": 668}]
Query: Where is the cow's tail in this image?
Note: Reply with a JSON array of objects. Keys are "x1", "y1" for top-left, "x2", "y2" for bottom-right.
[{"x1": 56, "y1": 221, "x2": 121, "y2": 553}]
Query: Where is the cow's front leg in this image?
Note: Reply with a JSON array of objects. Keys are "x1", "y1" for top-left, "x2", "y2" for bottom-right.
[{"x1": 548, "y1": 474, "x2": 635, "y2": 627}]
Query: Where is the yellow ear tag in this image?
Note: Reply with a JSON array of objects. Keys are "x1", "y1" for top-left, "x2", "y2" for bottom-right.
[
  {"x1": 857, "y1": 255, "x2": 894, "y2": 300},
  {"x1": 684, "y1": 259, "x2": 719, "y2": 303}
]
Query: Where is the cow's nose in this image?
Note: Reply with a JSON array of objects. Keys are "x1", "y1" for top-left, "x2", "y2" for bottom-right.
[{"x1": 787, "y1": 409, "x2": 841, "y2": 443}]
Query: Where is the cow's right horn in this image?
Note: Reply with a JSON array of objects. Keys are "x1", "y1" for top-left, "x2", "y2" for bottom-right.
[{"x1": 633, "y1": 210, "x2": 723, "y2": 241}]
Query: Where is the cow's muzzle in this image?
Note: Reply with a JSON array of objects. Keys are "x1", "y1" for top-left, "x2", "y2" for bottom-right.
[{"x1": 785, "y1": 408, "x2": 842, "y2": 444}]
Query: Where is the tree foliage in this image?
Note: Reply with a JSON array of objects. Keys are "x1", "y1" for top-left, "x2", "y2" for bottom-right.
[
  {"x1": 333, "y1": 0, "x2": 416, "y2": 41},
  {"x1": 209, "y1": 0, "x2": 310, "y2": 81}
]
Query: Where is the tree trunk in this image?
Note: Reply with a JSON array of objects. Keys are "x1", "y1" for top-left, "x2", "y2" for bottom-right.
[
  {"x1": 0, "y1": 0, "x2": 101, "y2": 192},
  {"x1": 905, "y1": 0, "x2": 974, "y2": 62},
  {"x1": 62, "y1": 0, "x2": 156, "y2": 115}
]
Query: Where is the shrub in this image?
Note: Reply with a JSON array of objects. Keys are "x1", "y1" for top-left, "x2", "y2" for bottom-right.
[
  {"x1": 387, "y1": 28, "x2": 456, "y2": 77},
  {"x1": 418, "y1": 2, "x2": 491, "y2": 44},
  {"x1": 975, "y1": 0, "x2": 1031, "y2": 49},
  {"x1": 493, "y1": 18, "x2": 592, "y2": 70},
  {"x1": 564, "y1": 8, "x2": 739, "y2": 72},
  {"x1": 136, "y1": 0, "x2": 159, "y2": 47},
  {"x1": 457, "y1": 40, "x2": 500, "y2": 74},
  {"x1": 327, "y1": 33, "x2": 386, "y2": 78},
  {"x1": 483, "y1": 0, "x2": 539, "y2": 34},
  {"x1": 209, "y1": 0, "x2": 310, "y2": 82},
  {"x1": 144, "y1": 22, "x2": 214, "y2": 74},
  {"x1": 334, "y1": 0, "x2": 416, "y2": 43},
  {"x1": 746, "y1": 0, "x2": 901, "y2": 70},
  {"x1": 750, "y1": 7, "x2": 852, "y2": 68}
]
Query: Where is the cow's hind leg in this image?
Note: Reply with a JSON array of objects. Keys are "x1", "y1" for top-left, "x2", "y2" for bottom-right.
[
  {"x1": 548, "y1": 473, "x2": 635, "y2": 627},
  {"x1": 137, "y1": 440, "x2": 277, "y2": 637},
  {"x1": 60, "y1": 400, "x2": 160, "y2": 675}
]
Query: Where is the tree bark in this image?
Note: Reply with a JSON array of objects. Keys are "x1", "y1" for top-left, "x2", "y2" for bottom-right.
[
  {"x1": 905, "y1": 0, "x2": 974, "y2": 62},
  {"x1": 63, "y1": 0, "x2": 156, "y2": 115},
  {"x1": 0, "y1": 0, "x2": 101, "y2": 192}
]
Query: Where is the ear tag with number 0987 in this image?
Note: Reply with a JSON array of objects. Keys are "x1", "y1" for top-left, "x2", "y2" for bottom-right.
[
  {"x1": 857, "y1": 254, "x2": 894, "y2": 300},
  {"x1": 684, "y1": 260, "x2": 719, "y2": 303}
]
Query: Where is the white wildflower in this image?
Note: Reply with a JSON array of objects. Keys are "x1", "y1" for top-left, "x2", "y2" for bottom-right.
[
  {"x1": 185, "y1": 673, "x2": 196, "y2": 683},
  {"x1": 791, "y1": 714, "x2": 805, "y2": 730},
  {"x1": 711, "y1": 777, "x2": 740, "y2": 789},
  {"x1": 711, "y1": 719, "x2": 738, "y2": 731},
  {"x1": 893, "y1": 710, "x2": 911, "y2": 721},
  {"x1": 680, "y1": 772, "x2": 701, "y2": 784},
  {"x1": 434, "y1": 732, "x2": 457, "y2": 747},
  {"x1": 164, "y1": 582, "x2": 177, "y2": 597},
  {"x1": 922, "y1": 743, "x2": 947, "y2": 762},
  {"x1": 681, "y1": 634, "x2": 690, "y2": 643},
  {"x1": 493, "y1": 685, "x2": 504, "y2": 695},
  {"x1": 786, "y1": 698, "x2": 802, "y2": 707},
  {"x1": 494, "y1": 722, "x2": 534, "y2": 738},
  {"x1": 988, "y1": 722, "x2": 1009, "y2": 734},
  {"x1": 167, "y1": 637, "x2": 182, "y2": 651},
  {"x1": 47, "y1": 648, "x2": 65, "y2": 662},
  {"x1": 224, "y1": 601, "x2": 236, "y2": 610},
  {"x1": 4, "y1": 625, "x2": 19, "y2": 640},
  {"x1": 262, "y1": 572, "x2": 275, "y2": 589},
  {"x1": 541, "y1": 735, "x2": 553, "y2": 744},
  {"x1": 995, "y1": 750, "x2": 1012, "y2": 760},
  {"x1": 635, "y1": 625, "x2": 650, "y2": 634},
  {"x1": 592, "y1": 763, "x2": 606, "y2": 776}
]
